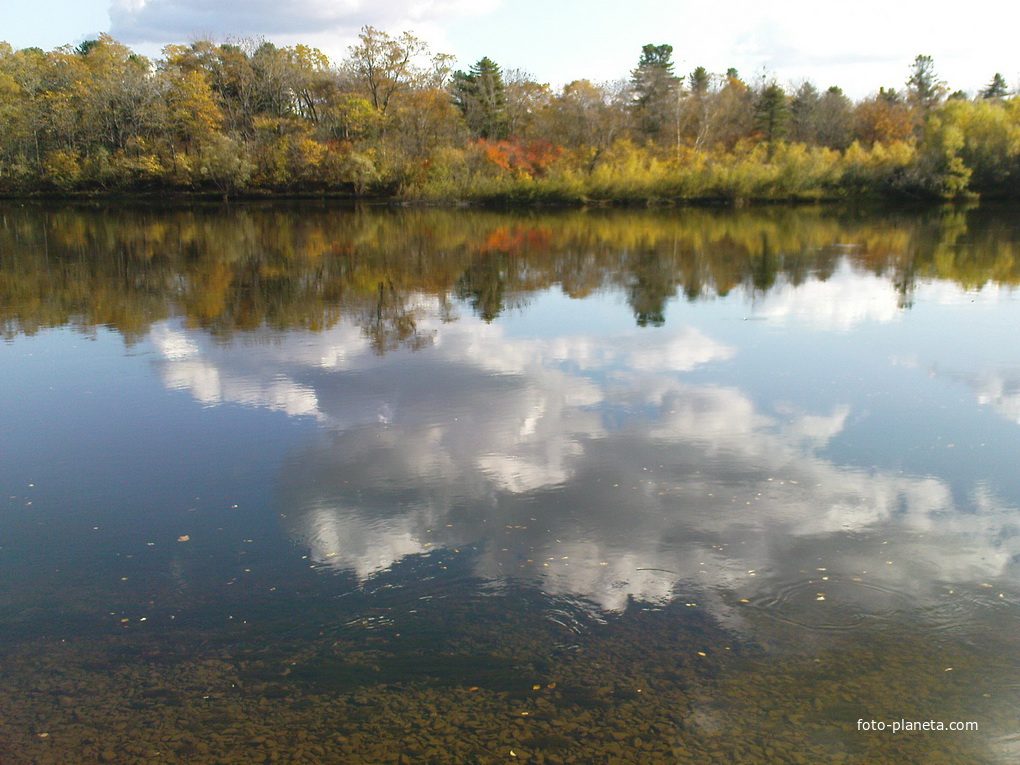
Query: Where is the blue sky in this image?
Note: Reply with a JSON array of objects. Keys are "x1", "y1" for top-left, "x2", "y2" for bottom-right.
[{"x1": 2, "y1": 0, "x2": 1018, "y2": 99}]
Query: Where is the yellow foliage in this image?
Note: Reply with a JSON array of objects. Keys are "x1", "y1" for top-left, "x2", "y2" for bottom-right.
[{"x1": 41, "y1": 150, "x2": 82, "y2": 189}]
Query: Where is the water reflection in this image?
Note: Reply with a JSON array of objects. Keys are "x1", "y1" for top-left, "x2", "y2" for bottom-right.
[
  {"x1": 148, "y1": 294, "x2": 1019, "y2": 640},
  {"x1": 973, "y1": 370, "x2": 1020, "y2": 425},
  {"x1": 3, "y1": 202, "x2": 1019, "y2": 341},
  {"x1": 750, "y1": 262, "x2": 905, "y2": 328},
  {"x1": 4, "y1": 203, "x2": 1020, "y2": 763},
  {"x1": 6, "y1": 201, "x2": 1017, "y2": 632}
]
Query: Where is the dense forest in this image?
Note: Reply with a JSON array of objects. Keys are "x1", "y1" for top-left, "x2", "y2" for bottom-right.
[{"x1": 1, "y1": 30, "x2": 1019, "y2": 202}]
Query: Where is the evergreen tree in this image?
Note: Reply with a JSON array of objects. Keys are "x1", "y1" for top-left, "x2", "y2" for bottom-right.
[
  {"x1": 788, "y1": 82, "x2": 819, "y2": 143},
  {"x1": 688, "y1": 66, "x2": 711, "y2": 96},
  {"x1": 906, "y1": 54, "x2": 946, "y2": 113},
  {"x1": 879, "y1": 86, "x2": 901, "y2": 104},
  {"x1": 755, "y1": 81, "x2": 789, "y2": 148},
  {"x1": 630, "y1": 44, "x2": 680, "y2": 141},
  {"x1": 452, "y1": 57, "x2": 509, "y2": 139},
  {"x1": 980, "y1": 72, "x2": 1009, "y2": 99},
  {"x1": 74, "y1": 39, "x2": 101, "y2": 57}
]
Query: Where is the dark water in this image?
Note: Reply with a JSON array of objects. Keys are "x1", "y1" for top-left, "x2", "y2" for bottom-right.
[{"x1": 1, "y1": 202, "x2": 1019, "y2": 763}]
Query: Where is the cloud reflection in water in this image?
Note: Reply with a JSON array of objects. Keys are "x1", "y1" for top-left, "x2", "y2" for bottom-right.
[{"x1": 150, "y1": 288, "x2": 1020, "y2": 635}]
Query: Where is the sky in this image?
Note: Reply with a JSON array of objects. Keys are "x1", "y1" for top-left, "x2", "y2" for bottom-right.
[{"x1": 2, "y1": 0, "x2": 1019, "y2": 99}]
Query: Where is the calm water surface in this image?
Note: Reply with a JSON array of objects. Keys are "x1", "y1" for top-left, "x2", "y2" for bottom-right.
[{"x1": 1, "y1": 203, "x2": 1019, "y2": 763}]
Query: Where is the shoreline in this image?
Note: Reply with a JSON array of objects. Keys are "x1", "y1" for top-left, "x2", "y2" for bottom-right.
[{"x1": 0, "y1": 187, "x2": 952, "y2": 207}]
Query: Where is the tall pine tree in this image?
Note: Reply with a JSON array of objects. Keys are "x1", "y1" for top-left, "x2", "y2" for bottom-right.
[
  {"x1": 452, "y1": 57, "x2": 509, "y2": 139},
  {"x1": 755, "y1": 81, "x2": 789, "y2": 149},
  {"x1": 980, "y1": 73, "x2": 1009, "y2": 99},
  {"x1": 630, "y1": 44, "x2": 680, "y2": 141}
]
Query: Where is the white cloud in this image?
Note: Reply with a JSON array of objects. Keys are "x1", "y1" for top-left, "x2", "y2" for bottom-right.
[
  {"x1": 150, "y1": 323, "x2": 199, "y2": 360},
  {"x1": 780, "y1": 404, "x2": 850, "y2": 445},
  {"x1": 281, "y1": 351, "x2": 1015, "y2": 623},
  {"x1": 972, "y1": 370, "x2": 1020, "y2": 425},
  {"x1": 748, "y1": 263, "x2": 904, "y2": 329},
  {"x1": 151, "y1": 324, "x2": 324, "y2": 418},
  {"x1": 627, "y1": 327, "x2": 736, "y2": 372},
  {"x1": 108, "y1": 0, "x2": 498, "y2": 50},
  {"x1": 301, "y1": 499, "x2": 428, "y2": 579}
]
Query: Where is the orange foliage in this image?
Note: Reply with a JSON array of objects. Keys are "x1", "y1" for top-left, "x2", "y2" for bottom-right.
[
  {"x1": 854, "y1": 97, "x2": 914, "y2": 146},
  {"x1": 479, "y1": 225, "x2": 554, "y2": 255},
  {"x1": 478, "y1": 139, "x2": 563, "y2": 178}
]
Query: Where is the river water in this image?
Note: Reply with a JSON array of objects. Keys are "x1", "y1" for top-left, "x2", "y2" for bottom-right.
[{"x1": 1, "y1": 202, "x2": 1018, "y2": 763}]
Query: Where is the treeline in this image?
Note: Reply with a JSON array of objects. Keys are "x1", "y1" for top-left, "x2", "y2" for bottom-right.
[
  {"x1": 1, "y1": 31, "x2": 1019, "y2": 202},
  {"x1": 3, "y1": 203, "x2": 1017, "y2": 343}
]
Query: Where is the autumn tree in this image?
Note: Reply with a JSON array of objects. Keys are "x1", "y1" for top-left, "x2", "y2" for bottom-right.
[
  {"x1": 789, "y1": 83, "x2": 853, "y2": 149},
  {"x1": 390, "y1": 87, "x2": 463, "y2": 166},
  {"x1": 70, "y1": 36, "x2": 159, "y2": 153},
  {"x1": 319, "y1": 95, "x2": 381, "y2": 142},
  {"x1": 854, "y1": 92, "x2": 914, "y2": 145},
  {"x1": 539, "y1": 79, "x2": 628, "y2": 171},
  {"x1": 159, "y1": 68, "x2": 223, "y2": 179},
  {"x1": 815, "y1": 87, "x2": 854, "y2": 149},
  {"x1": 343, "y1": 26, "x2": 429, "y2": 117},
  {"x1": 676, "y1": 66, "x2": 720, "y2": 150},
  {"x1": 678, "y1": 67, "x2": 759, "y2": 152},
  {"x1": 0, "y1": 44, "x2": 45, "y2": 174},
  {"x1": 502, "y1": 68, "x2": 552, "y2": 139},
  {"x1": 208, "y1": 42, "x2": 264, "y2": 135},
  {"x1": 709, "y1": 69, "x2": 754, "y2": 149},
  {"x1": 935, "y1": 98, "x2": 1020, "y2": 190},
  {"x1": 906, "y1": 112, "x2": 971, "y2": 197},
  {"x1": 284, "y1": 45, "x2": 337, "y2": 123}
]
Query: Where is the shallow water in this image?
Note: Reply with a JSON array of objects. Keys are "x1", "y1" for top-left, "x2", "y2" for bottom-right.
[{"x1": 1, "y1": 202, "x2": 1019, "y2": 763}]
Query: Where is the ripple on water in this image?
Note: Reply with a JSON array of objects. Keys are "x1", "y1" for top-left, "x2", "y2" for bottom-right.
[
  {"x1": 543, "y1": 593, "x2": 609, "y2": 635},
  {"x1": 922, "y1": 584, "x2": 1020, "y2": 647},
  {"x1": 745, "y1": 576, "x2": 918, "y2": 631}
]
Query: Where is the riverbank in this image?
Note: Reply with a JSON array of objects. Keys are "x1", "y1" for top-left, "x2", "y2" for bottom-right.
[
  {"x1": 0, "y1": 140, "x2": 990, "y2": 206},
  {"x1": 0, "y1": 140, "x2": 960, "y2": 204}
]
